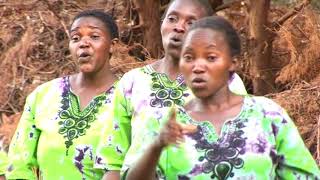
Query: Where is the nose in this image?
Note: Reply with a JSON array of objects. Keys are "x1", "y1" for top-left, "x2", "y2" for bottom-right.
[
  {"x1": 79, "y1": 37, "x2": 90, "y2": 48},
  {"x1": 174, "y1": 21, "x2": 186, "y2": 33},
  {"x1": 192, "y1": 60, "x2": 206, "y2": 74}
]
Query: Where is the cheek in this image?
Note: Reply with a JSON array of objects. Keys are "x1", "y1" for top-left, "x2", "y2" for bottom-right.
[
  {"x1": 179, "y1": 62, "x2": 192, "y2": 78},
  {"x1": 160, "y1": 26, "x2": 169, "y2": 40},
  {"x1": 96, "y1": 43, "x2": 110, "y2": 55}
]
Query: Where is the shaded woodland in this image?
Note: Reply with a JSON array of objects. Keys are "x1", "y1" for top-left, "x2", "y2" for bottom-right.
[{"x1": 0, "y1": 0, "x2": 319, "y2": 165}]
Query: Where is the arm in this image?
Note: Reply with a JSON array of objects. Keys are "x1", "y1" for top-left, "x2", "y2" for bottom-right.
[
  {"x1": 102, "y1": 170, "x2": 120, "y2": 180},
  {"x1": 6, "y1": 93, "x2": 40, "y2": 180},
  {"x1": 126, "y1": 141, "x2": 164, "y2": 180},
  {"x1": 274, "y1": 108, "x2": 320, "y2": 178},
  {"x1": 126, "y1": 108, "x2": 192, "y2": 180}
]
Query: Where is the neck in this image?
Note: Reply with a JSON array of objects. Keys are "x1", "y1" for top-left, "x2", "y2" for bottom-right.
[
  {"x1": 74, "y1": 67, "x2": 117, "y2": 90},
  {"x1": 158, "y1": 53, "x2": 180, "y2": 80},
  {"x1": 194, "y1": 87, "x2": 235, "y2": 112}
]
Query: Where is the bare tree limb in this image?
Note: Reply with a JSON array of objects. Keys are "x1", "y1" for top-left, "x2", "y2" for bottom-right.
[
  {"x1": 43, "y1": 0, "x2": 70, "y2": 38},
  {"x1": 215, "y1": 0, "x2": 243, "y2": 12},
  {"x1": 272, "y1": 0, "x2": 311, "y2": 30}
]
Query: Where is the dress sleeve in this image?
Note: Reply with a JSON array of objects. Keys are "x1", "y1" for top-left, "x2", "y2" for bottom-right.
[
  {"x1": 6, "y1": 92, "x2": 40, "y2": 180},
  {"x1": 95, "y1": 76, "x2": 132, "y2": 171},
  {"x1": 273, "y1": 108, "x2": 320, "y2": 179},
  {"x1": 228, "y1": 73, "x2": 247, "y2": 95}
]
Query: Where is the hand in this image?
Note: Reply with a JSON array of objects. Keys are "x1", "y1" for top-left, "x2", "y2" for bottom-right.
[{"x1": 155, "y1": 107, "x2": 198, "y2": 149}]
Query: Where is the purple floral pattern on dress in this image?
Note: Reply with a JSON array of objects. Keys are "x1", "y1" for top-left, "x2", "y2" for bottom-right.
[{"x1": 177, "y1": 111, "x2": 247, "y2": 180}]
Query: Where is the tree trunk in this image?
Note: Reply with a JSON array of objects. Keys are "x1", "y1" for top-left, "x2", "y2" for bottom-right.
[
  {"x1": 133, "y1": 0, "x2": 162, "y2": 59},
  {"x1": 248, "y1": 0, "x2": 275, "y2": 95}
]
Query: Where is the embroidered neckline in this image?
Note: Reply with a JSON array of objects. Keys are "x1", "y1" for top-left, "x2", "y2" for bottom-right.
[
  {"x1": 141, "y1": 65, "x2": 189, "y2": 108},
  {"x1": 175, "y1": 98, "x2": 250, "y2": 179},
  {"x1": 178, "y1": 96, "x2": 248, "y2": 143},
  {"x1": 58, "y1": 76, "x2": 115, "y2": 155}
]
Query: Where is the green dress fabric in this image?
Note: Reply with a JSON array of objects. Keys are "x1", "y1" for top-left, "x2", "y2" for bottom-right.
[
  {"x1": 0, "y1": 150, "x2": 7, "y2": 175},
  {"x1": 98, "y1": 90, "x2": 320, "y2": 179},
  {"x1": 95, "y1": 65, "x2": 248, "y2": 172},
  {"x1": 6, "y1": 76, "x2": 116, "y2": 180},
  {"x1": 153, "y1": 96, "x2": 320, "y2": 179}
]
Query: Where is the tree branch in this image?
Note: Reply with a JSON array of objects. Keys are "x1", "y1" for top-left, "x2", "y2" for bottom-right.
[
  {"x1": 215, "y1": 0, "x2": 243, "y2": 12},
  {"x1": 272, "y1": 0, "x2": 311, "y2": 30}
]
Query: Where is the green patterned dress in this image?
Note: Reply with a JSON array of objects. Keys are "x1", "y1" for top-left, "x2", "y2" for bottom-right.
[
  {"x1": 0, "y1": 150, "x2": 7, "y2": 176},
  {"x1": 153, "y1": 96, "x2": 320, "y2": 179},
  {"x1": 95, "y1": 65, "x2": 248, "y2": 174},
  {"x1": 6, "y1": 76, "x2": 116, "y2": 180}
]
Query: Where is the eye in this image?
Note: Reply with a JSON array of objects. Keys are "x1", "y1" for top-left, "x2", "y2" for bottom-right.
[
  {"x1": 186, "y1": 19, "x2": 195, "y2": 26},
  {"x1": 207, "y1": 55, "x2": 217, "y2": 62},
  {"x1": 91, "y1": 34, "x2": 100, "y2": 40},
  {"x1": 183, "y1": 54, "x2": 193, "y2": 62},
  {"x1": 167, "y1": 15, "x2": 178, "y2": 23},
  {"x1": 71, "y1": 35, "x2": 80, "y2": 42}
]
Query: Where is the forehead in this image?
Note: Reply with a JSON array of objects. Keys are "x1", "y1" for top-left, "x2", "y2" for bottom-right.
[
  {"x1": 166, "y1": 0, "x2": 207, "y2": 18},
  {"x1": 183, "y1": 28, "x2": 227, "y2": 48},
  {"x1": 70, "y1": 16, "x2": 107, "y2": 32}
]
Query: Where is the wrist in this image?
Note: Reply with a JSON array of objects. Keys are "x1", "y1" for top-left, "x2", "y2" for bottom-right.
[{"x1": 151, "y1": 139, "x2": 166, "y2": 152}]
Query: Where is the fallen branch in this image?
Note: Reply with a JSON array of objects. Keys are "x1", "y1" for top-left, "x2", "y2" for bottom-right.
[
  {"x1": 272, "y1": 0, "x2": 311, "y2": 30},
  {"x1": 43, "y1": 0, "x2": 70, "y2": 38},
  {"x1": 0, "y1": 109, "x2": 14, "y2": 114},
  {"x1": 215, "y1": 0, "x2": 243, "y2": 12}
]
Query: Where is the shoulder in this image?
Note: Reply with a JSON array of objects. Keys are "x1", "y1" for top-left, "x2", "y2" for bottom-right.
[
  {"x1": 123, "y1": 65, "x2": 149, "y2": 77},
  {"x1": 245, "y1": 95, "x2": 290, "y2": 121},
  {"x1": 27, "y1": 77, "x2": 66, "y2": 100},
  {"x1": 248, "y1": 96, "x2": 283, "y2": 110},
  {"x1": 118, "y1": 65, "x2": 153, "y2": 88}
]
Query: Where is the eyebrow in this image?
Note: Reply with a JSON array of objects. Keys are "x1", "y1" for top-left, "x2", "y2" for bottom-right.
[
  {"x1": 70, "y1": 25, "x2": 101, "y2": 32},
  {"x1": 167, "y1": 10, "x2": 198, "y2": 20},
  {"x1": 206, "y1": 44, "x2": 217, "y2": 49}
]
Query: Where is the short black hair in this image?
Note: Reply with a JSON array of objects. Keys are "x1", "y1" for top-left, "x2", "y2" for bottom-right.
[
  {"x1": 162, "y1": 0, "x2": 214, "y2": 20},
  {"x1": 188, "y1": 16, "x2": 241, "y2": 57},
  {"x1": 71, "y1": 9, "x2": 119, "y2": 40}
]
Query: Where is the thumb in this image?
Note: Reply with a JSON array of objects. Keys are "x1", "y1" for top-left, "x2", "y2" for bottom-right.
[
  {"x1": 168, "y1": 104, "x2": 177, "y2": 123},
  {"x1": 181, "y1": 124, "x2": 198, "y2": 134}
]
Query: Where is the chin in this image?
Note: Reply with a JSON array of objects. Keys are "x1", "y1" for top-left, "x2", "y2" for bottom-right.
[
  {"x1": 191, "y1": 89, "x2": 211, "y2": 99},
  {"x1": 79, "y1": 66, "x2": 94, "y2": 74}
]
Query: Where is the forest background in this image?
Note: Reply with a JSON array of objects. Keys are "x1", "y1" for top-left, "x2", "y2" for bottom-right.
[{"x1": 0, "y1": 0, "x2": 319, "y2": 165}]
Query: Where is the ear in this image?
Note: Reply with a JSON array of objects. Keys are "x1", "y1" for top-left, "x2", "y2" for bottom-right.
[
  {"x1": 228, "y1": 56, "x2": 238, "y2": 72},
  {"x1": 109, "y1": 38, "x2": 119, "y2": 54}
]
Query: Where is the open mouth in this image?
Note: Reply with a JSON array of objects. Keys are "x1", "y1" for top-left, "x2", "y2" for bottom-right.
[
  {"x1": 169, "y1": 36, "x2": 182, "y2": 46},
  {"x1": 191, "y1": 77, "x2": 207, "y2": 88},
  {"x1": 79, "y1": 52, "x2": 90, "y2": 58},
  {"x1": 78, "y1": 52, "x2": 91, "y2": 62}
]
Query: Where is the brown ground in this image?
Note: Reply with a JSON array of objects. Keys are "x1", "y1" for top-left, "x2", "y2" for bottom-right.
[{"x1": 0, "y1": 0, "x2": 319, "y2": 165}]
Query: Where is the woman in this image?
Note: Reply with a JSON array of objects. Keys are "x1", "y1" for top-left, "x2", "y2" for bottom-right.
[
  {"x1": 126, "y1": 16, "x2": 320, "y2": 179},
  {"x1": 6, "y1": 10, "x2": 119, "y2": 180},
  {"x1": 95, "y1": 0, "x2": 247, "y2": 179}
]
